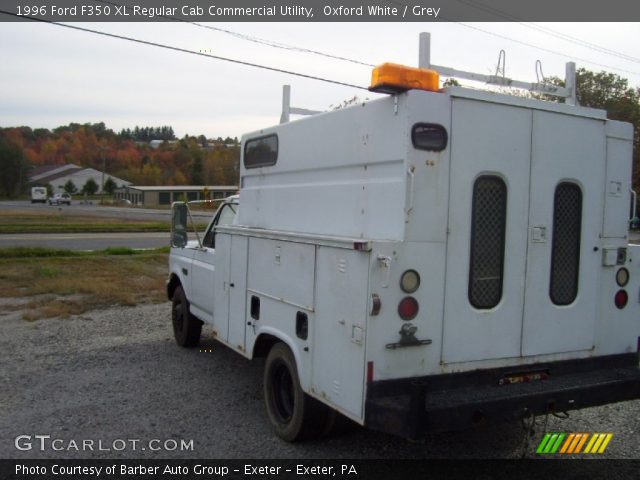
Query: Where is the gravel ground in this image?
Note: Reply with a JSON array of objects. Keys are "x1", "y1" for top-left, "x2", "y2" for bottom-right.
[{"x1": 0, "y1": 301, "x2": 638, "y2": 460}]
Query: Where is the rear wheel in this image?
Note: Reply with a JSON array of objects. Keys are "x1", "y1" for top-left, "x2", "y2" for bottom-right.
[
  {"x1": 264, "y1": 342, "x2": 330, "y2": 441},
  {"x1": 171, "y1": 285, "x2": 202, "y2": 347}
]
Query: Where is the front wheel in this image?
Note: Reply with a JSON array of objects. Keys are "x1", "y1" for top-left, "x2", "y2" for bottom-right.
[
  {"x1": 264, "y1": 343, "x2": 330, "y2": 442},
  {"x1": 171, "y1": 285, "x2": 202, "y2": 347}
]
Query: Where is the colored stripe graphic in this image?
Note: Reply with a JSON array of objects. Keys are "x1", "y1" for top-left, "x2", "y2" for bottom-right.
[
  {"x1": 559, "y1": 433, "x2": 575, "y2": 453},
  {"x1": 584, "y1": 433, "x2": 599, "y2": 453},
  {"x1": 536, "y1": 433, "x2": 613, "y2": 454},
  {"x1": 574, "y1": 433, "x2": 589, "y2": 453},
  {"x1": 537, "y1": 433, "x2": 565, "y2": 454},
  {"x1": 598, "y1": 434, "x2": 613, "y2": 453}
]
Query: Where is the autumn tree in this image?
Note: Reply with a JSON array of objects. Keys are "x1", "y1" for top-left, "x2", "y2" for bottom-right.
[{"x1": 0, "y1": 122, "x2": 240, "y2": 190}]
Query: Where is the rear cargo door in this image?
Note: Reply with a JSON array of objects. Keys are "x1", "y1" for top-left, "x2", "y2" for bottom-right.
[
  {"x1": 442, "y1": 99, "x2": 531, "y2": 363},
  {"x1": 521, "y1": 111, "x2": 604, "y2": 355}
]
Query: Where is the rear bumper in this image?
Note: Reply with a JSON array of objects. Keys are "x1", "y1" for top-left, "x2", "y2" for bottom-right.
[{"x1": 365, "y1": 353, "x2": 640, "y2": 439}]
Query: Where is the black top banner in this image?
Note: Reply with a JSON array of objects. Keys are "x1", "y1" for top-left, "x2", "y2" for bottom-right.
[{"x1": 1, "y1": 0, "x2": 640, "y2": 22}]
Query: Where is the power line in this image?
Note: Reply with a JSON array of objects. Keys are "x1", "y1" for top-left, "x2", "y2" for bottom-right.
[
  {"x1": 0, "y1": 9, "x2": 369, "y2": 91},
  {"x1": 454, "y1": 22, "x2": 640, "y2": 76},
  {"x1": 386, "y1": 0, "x2": 640, "y2": 77},
  {"x1": 94, "y1": 0, "x2": 375, "y2": 68},
  {"x1": 522, "y1": 23, "x2": 640, "y2": 65},
  {"x1": 453, "y1": 0, "x2": 640, "y2": 65}
]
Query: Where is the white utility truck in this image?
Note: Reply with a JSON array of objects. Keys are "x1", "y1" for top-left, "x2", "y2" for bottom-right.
[
  {"x1": 30, "y1": 186, "x2": 47, "y2": 203},
  {"x1": 168, "y1": 54, "x2": 640, "y2": 441}
]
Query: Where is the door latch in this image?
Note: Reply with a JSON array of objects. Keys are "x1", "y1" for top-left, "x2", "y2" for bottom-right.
[{"x1": 531, "y1": 225, "x2": 547, "y2": 243}]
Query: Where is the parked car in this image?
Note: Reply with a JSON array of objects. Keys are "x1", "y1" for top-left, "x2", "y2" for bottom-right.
[{"x1": 48, "y1": 193, "x2": 71, "y2": 206}]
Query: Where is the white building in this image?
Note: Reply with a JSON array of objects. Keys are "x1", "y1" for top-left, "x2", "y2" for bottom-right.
[{"x1": 29, "y1": 164, "x2": 131, "y2": 194}]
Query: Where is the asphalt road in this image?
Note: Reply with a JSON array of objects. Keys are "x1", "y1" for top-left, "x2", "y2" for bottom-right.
[
  {"x1": 0, "y1": 232, "x2": 170, "y2": 250},
  {"x1": 0, "y1": 302, "x2": 638, "y2": 463},
  {"x1": 0, "y1": 200, "x2": 215, "y2": 223},
  {"x1": 0, "y1": 200, "x2": 213, "y2": 250}
]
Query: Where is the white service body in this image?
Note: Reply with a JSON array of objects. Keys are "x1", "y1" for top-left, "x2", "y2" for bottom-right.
[{"x1": 169, "y1": 86, "x2": 640, "y2": 436}]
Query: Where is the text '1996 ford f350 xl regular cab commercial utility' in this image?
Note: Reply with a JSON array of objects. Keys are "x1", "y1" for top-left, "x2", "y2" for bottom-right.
[{"x1": 166, "y1": 39, "x2": 640, "y2": 442}]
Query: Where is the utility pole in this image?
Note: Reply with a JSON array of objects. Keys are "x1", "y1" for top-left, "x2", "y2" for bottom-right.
[{"x1": 100, "y1": 145, "x2": 106, "y2": 205}]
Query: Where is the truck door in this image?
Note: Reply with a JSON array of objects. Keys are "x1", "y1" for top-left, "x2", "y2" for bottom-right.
[
  {"x1": 521, "y1": 111, "x2": 604, "y2": 355},
  {"x1": 191, "y1": 202, "x2": 238, "y2": 332},
  {"x1": 442, "y1": 99, "x2": 532, "y2": 363}
]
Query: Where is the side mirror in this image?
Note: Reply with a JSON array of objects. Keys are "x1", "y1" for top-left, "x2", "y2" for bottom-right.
[{"x1": 171, "y1": 203, "x2": 188, "y2": 248}]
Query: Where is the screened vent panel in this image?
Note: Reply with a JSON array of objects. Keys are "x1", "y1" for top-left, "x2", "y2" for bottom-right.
[
  {"x1": 468, "y1": 176, "x2": 507, "y2": 309},
  {"x1": 550, "y1": 183, "x2": 583, "y2": 306}
]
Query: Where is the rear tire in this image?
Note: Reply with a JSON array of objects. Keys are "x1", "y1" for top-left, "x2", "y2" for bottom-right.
[
  {"x1": 171, "y1": 285, "x2": 202, "y2": 347},
  {"x1": 264, "y1": 342, "x2": 330, "y2": 442}
]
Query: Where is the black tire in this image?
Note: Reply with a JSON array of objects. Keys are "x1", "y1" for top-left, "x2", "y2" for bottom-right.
[
  {"x1": 264, "y1": 342, "x2": 330, "y2": 442},
  {"x1": 171, "y1": 285, "x2": 202, "y2": 347}
]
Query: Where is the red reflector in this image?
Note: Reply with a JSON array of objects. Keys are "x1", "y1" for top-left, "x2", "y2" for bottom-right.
[
  {"x1": 367, "y1": 361, "x2": 374, "y2": 384},
  {"x1": 398, "y1": 296, "x2": 419, "y2": 320},
  {"x1": 615, "y1": 290, "x2": 628, "y2": 309}
]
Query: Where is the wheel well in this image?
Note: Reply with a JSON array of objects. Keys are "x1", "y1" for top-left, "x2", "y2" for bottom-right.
[
  {"x1": 167, "y1": 274, "x2": 181, "y2": 301},
  {"x1": 253, "y1": 334, "x2": 281, "y2": 358}
]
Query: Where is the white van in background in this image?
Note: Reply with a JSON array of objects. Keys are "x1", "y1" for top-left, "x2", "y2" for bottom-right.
[{"x1": 30, "y1": 186, "x2": 47, "y2": 203}]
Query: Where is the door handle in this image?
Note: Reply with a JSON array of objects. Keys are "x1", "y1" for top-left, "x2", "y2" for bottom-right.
[{"x1": 181, "y1": 267, "x2": 188, "y2": 276}]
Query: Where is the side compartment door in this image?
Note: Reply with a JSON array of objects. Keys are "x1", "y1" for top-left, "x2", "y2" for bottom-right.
[
  {"x1": 228, "y1": 235, "x2": 249, "y2": 353},
  {"x1": 212, "y1": 233, "x2": 231, "y2": 341},
  {"x1": 312, "y1": 247, "x2": 369, "y2": 421},
  {"x1": 521, "y1": 112, "x2": 605, "y2": 355},
  {"x1": 442, "y1": 99, "x2": 531, "y2": 364}
]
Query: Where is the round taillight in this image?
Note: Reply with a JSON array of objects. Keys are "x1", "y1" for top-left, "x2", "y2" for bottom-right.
[
  {"x1": 616, "y1": 268, "x2": 629, "y2": 287},
  {"x1": 400, "y1": 270, "x2": 421, "y2": 293},
  {"x1": 614, "y1": 290, "x2": 628, "y2": 309},
  {"x1": 398, "y1": 297, "x2": 419, "y2": 320}
]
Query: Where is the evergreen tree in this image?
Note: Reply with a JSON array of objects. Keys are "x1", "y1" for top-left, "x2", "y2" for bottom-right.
[
  {"x1": 81, "y1": 178, "x2": 99, "y2": 195},
  {"x1": 63, "y1": 179, "x2": 78, "y2": 194},
  {"x1": 0, "y1": 139, "x2": 29, "y2": 198},
  {"x1": 103, "y1": 177, "x2": 117, "y2": 195}
]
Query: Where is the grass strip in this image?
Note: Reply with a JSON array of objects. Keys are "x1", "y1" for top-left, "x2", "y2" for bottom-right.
[
  {"x1": 0, "y1": 211, "x2": 206, "y2": 233},
  {"x1": 0, "y1": 252, "x2": 169, "y2": 320}
]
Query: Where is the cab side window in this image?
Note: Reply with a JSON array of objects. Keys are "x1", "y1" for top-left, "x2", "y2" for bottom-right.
[{"x1": 202, "y1": 203, "x2": 238, "y2": 248}]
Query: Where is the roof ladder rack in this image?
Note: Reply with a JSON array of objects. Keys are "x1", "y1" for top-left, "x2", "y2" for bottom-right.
[{"x1": 418, "y1": 32, "x2": 578, "y2": 106}]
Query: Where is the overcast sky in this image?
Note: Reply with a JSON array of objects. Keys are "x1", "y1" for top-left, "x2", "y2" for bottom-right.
[{"x1": 1, "y1": 21, "x2": 639, "y2": 138}]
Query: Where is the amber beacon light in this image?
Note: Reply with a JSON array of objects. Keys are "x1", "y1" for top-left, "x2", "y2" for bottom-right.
[{"x1": 369, "y1": 63, "x2": 440, "y2": 94}]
